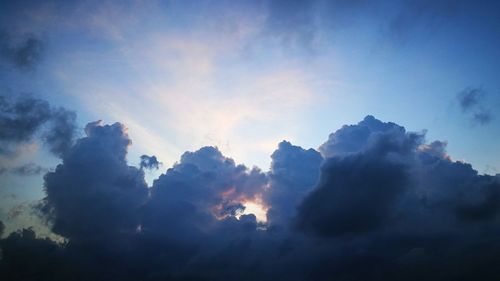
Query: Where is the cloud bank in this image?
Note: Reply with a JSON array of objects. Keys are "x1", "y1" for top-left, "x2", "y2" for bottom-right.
[{"x1": 1, "y1": 115, "x2": 500, "y2": 281}]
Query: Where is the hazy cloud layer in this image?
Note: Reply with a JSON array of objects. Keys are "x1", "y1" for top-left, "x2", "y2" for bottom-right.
[
  {"x1": 10, "y1": 163, "x2": 47, "y2": 176},
  {"x1": 2, "y1": 116, "x2": 500, "y2": 280}
]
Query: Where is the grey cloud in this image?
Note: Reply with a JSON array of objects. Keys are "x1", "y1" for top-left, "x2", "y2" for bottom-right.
[
  {"x1": 143, "y1": 146, "x2": 268, "y2": 238},
  {"x1": 41, "y1": 121, "x2": 148, "y2": 240},
  {"x1": 318, "y1": 115, "x2": 409, "y2": 158},
  {"x1": 0, "y1": 95, "x2": 77, "y2": 157},
  {"x1": 0, "y1": 32, "x2": 44, "y2": 70},
  {"x1": 458, "y1": 87, "x2": 484, "y2": 112},
  {"x1": 473, "y1": 111, "x2": 493, "y2": 125},
  {"x1": 264, "y1": 140, "x2": 323, "y2": 227},
  {"x1": 297, "y1": 121, "x2": 420, "y2": 236},
  {"x1": 456, "y1": 87, "x2": 494, "y2": 125},
  {"x1": 139, "y1": 155, "x2": 161, "y2": 170}
]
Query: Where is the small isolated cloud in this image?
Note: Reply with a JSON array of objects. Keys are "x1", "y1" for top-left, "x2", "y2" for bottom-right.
[
  {"x1": 139, "y1": 155, "x2": 161, "y2": 170},
  {"x1": 456, "y1": 87, "x2": 494, "y2": 126}
]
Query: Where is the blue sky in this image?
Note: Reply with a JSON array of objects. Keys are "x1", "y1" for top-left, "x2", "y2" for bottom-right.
[{"x1": 1, "y1": 0, "x2": 500, "y2": 233}]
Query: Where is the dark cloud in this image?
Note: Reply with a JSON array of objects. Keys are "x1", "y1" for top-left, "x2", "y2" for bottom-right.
[
  {"x1": 143, "y1": 146, "x2": 268, "y2": 239},
  {"x1": 318, "y1": 115, "x2": 410, "y2": 158},
  {"x1": 456, "y1": 87, "x2": 494, "y2": 125},
  {"x1": 43, "y1": 108, "x2": 77, "y2": 157},
  {"x1": 0, "y1": 228, "x2": 67, "y2": 281},
  {"x1": 2, "y1": 116, "x2": 500, "y2": 280},
  {"x1": 264, "y1": 140, "x2": 323, "y2": 226},
  {"x1": 0, "y1": 95, "x2": 77, "y2": 157},
  {"x1": 139, "y1": 155, "x2": 161, "y2": 170},
  {"x1": 297, "y1": 118, "x2": 422, "y2": 236},
  {"x1": 0, "y1": 32, "x2": 44, "y2": 69},
  {"x1": 0, "y1": 220, "x2": 4, "y2": 237},
  {"x1": 41, "y1": 121, "x2": 148, "y2": 240}
]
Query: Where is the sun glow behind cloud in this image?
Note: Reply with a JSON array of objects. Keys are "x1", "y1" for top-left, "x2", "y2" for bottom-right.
[
  {"x1": 45, "y1": 3, "x2": 330, "y2": 169},
  {"x1": 240, "y1": 200, "x2": 268, "y2": 223}
]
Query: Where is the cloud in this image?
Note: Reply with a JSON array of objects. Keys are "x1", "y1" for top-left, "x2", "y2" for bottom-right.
[
  {"x1": 0, "y1": 228, "x2": 65, "y2": 280},
  {"x1": 143, "y1": 146, "x2": 268, "y2": 240},
  {"x1": 297, "y1": 117, "x2": 423, "y2": 236},
  {"x1": 264, "y1": 140, "x2": 323, "y2": 226},
  {"x1": 318, "y1": 115, "x2": 410, "y2": 158},
  {"x1": 0, "y1": 95, "x2": 77, "y2": 157},
  {"x1": 41, "y1": 121, "x2": 148, "y2": 240},
  {"x1": 0, "y1": 32, "x2": 44, "y2": 69},
  {"x1": 458, "y1": 87, "x2": 484, "y2": 112},
  {"x1": 139, "y1": 155, "x2": 161, "y2": 170},
  {"x1": 456, "y1": 87, "x2": 494, "y2": 126},
  {"x1": 2, "y1": 116, "x2": 500, "y2": 280},
  {"x1": 473, "y1": 111, "x2": 493, "y2": 125}
]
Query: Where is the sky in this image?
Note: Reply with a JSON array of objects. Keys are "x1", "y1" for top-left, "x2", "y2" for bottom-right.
[{"x1": 1, "y1": 1, "x2": 500, "y2": 280}]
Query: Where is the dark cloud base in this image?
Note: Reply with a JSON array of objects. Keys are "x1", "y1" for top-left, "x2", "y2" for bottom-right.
[{"x1": 1, "y1": 116, "x2": 500, "y2": 281}]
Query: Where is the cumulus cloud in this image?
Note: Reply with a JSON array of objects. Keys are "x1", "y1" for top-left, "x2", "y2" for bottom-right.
[
  {"x1": 2, "y1": 116, "x2": 500, "y2": 280},
  {"x1": 264, "y1": 140, "x2": 323, "y2": 226},
  {"x1": 318, "y1": 115, "x2": 411, "y2": 158},
  {"x1": 41, "y1": 121, "x2": 148, "y2": 240},
  {"x1": 0, "y1": 95, "x2": 76, "y2": 157},
  {"x1": 143, "y1": 146, "x2": 268, "y2": 240}
]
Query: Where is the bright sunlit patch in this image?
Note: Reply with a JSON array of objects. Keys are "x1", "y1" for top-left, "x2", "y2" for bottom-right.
[{"x1": 239, "y1": 201, "x2": 268, "y2": 223}]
